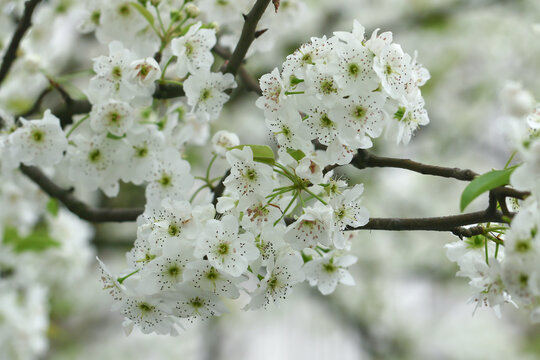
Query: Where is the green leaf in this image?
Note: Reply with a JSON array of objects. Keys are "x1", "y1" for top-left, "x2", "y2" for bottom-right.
[
  {"x1": 286, "y1": 148, "x2": 306, "y2": 162},
  {"x1": 460, "y1": 167, "x2": 517, "y2": 212},
  {"x1": 3, "y1": 227, "x2": 60, "y2": 253},
  {"x1": 129, "y1": 2, "x2": 155, "y2": 26},
  {"x1": 46, "y1": 198, "x2": 59, "y2": 217},
  {"x1": 229, "y1": 144, "x2": 275, "y2": 165}
]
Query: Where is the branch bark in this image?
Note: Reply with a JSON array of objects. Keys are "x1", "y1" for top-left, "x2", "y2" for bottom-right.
[
  {"x1": 222, "y1": 0, "x2": 272, "y2": 76},
  {"x1": 0, "y1": 0, "x2": 43, "y2": 87},
  {"x1": 20, "y1": 165, "x2": 143, "y2": 222}
]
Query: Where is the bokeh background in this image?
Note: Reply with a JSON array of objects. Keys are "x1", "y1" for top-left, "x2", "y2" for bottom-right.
[{"x1": 2, "y1": 0, "x2": 540, "y2": 359}]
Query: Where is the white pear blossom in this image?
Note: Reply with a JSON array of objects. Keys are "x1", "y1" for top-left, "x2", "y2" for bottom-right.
[
  {"x1": 183, "y1": 71, "x2": 237, "y2": 122},
  {"x1": 247, "y1": 249, "x2": 305, "y2": 309},
  {"x1": 194, "y1": 215, "x2": 259, "y2": 277},
  {"x1": 89, "y1": 99, "x2": 133, "y2": 136},
  {"x1": 9, "y1": 110, "x2": 67, "y2": 167},
  {"x1": 303, "y1": 251, "x2": 357, "y2": 295},
  {"x1": 171, "y1": 21, "x2": 216, "y2": 77},
  {"x1": 223, "y1": 146, "x2": 276, "y2": 208}
]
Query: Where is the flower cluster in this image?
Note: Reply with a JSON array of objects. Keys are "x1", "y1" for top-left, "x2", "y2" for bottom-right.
[
  {"x1": 446, "y1": 84, "x2": 540, "y2": 320},
  {"x1": 257, "y1": 19, "x2": 430, "y2": 162}
]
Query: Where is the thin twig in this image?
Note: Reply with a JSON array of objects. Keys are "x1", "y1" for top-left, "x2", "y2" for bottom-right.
[
  {"x1": 0, "y1": 0, "x2": 43, "y2": 87},
  {"x1": 222, "y1": 0, "x2": 271, "y2": 76}
]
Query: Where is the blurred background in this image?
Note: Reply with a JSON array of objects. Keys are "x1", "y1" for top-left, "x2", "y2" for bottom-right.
[{"x1": 2, "y1": 0, "x2": 540, "y2": 359}]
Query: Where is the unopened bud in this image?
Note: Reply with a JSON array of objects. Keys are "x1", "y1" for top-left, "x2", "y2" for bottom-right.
[{"x1": 185, "y1": 4, "x2": 200, "y2": 18}]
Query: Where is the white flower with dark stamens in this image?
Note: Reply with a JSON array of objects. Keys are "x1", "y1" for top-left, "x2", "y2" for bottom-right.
[
  {"x1": 128, "y1": 57, "x2": 161, "y2": 88},
  {"x1": 247, "y1": 249, "x2": 305, "y2": 309},
  {"x1": 97, "y1": 257, "x2": 125, "y2": 308},
  {"x1": 9, "y1": 110, "x2": 67, "y2": 167},
  {"x1": 67, "y1": 134, "x2": 127, "y2": 197},
  {"x1": 330, "y1": 184, "x2": 369, "y2": 248},
  {"x1": 145, "y1": 148, "x2": 194, "y2": 206},
  {"x1": 119, "y1": 294, "x2": 177, "y2": 335},
  {"x1": 390, "y1": 96, "x2": 429, "y2": 145},
  {"x1": 184, "y1": 260, "x2": 243, "y2": 299},
  {"x1": 122, "y1": 127, "x2": 165, "y2": 185},
  {"x1": 334, "y1": 41, "x2": 378, "y2": 95},
  {"x1": 223, "y1": 147, "x2": 275, "y2": 209},
  {"x1": 88, "y1": 41, "x2": 136, "y2": 104},
  {"x1": 195, "y1": 215, "x2": 259, "y2": 277},
  {"x1": 285, "y1": 203, "x2": 334, "y2": 250},
  {"x1": 138, "y1": 240, "x2": 195, "y2": 294},
  {"x1": 183, "y1": 71, "x2": 237, "y2": 122},
  {"x1": 304, "y1": 251, "x2": 357, "y2": 295},
  {"x1": 256, "y1": 68, "x2": 286, "y2": 115},
  {"x1": 170, "y1": 286, "x2": 228, "y2": 322},
  {"x1": 330, "y1": 92, "x2": 386, "y2": 143},
  {"x1": 148, "y1": 199, "x2": 196, "y2": 249},
  {"x1": 303, "y1": 103, "x2": 340, "y2": 145},
  {"x1": 90, "y1": 100, "x2": 133, "y2": 136},
  {"x1": 373, "y1": 43, "x2": 412, "y2": 100},
  {"x1": 171, "y1": 21, "x2": 216, "y2": 78}
]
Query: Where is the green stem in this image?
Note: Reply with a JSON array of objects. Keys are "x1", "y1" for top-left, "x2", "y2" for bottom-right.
[
  {"x1": 274, "y1": 191, "x2": 298, "y2": 226},
  {"x1": 190, "y1": 184, "x2": 211, "y2": 203},
  {"x1": 160, "y1": 56, "x2": 177, "y2": 80},
  {"x1": 303, "y1": 187, "x2": 328, "y2": 205},
  {"x1": 66, "y1": 114, "x2": 89, "y2": 138},
  {"x1": 117, "y1": 269, "x2": 140, "y2": 284},
  {"x1": 206, "y1": 154, "x2": 218, "y2": 183}
]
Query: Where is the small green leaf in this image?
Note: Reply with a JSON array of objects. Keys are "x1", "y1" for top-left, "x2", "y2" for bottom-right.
[
  {"x1": 3, "y1": 227, "x2": 60, "y2": 253},
  {"x1": 460, "y1": 167, "x2": 517, "y2": 212},
  {"x1": 229, "y1": 144, "x2": 275, "y2": 165},
  {"x1": 286, "y1": 148, "x2": 305, "y2": 162},
  {"x1": 130, "y1": 2, "x2": 155, "y2": 26},
  {"x1": 46, "y1": 198, "x2": 59, "y2": 217}
]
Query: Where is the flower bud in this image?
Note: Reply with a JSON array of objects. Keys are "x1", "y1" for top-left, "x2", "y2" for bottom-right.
[
  {"x1": 185, "y1": 4, "x2": 200, "y2": 18},
  {"x1": 212, "y1": 130, "x2": 240, "y2": 157}
]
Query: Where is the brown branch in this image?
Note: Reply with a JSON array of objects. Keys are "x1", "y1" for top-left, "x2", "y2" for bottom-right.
[
  {"x1": 213, "y1": 45, "x2": 262, "y2": 95},
  {"x1": 0, "y1": 0, "x2": 43, "y2": 87},
  {"x1": 347, "y1": 209, "x2": 506, "y2": 233},
  {"x1": 349, "y1": 149, "x2": 478, "y2": 181},
  {"x1": 222, "y1": 0, "x2": 271, "y2": 76},
  {"x1": 20, "y1": 165, "x2": 143, "y2": 222},
  {"x1": 212, "y1": 169, "x2": 230, "y2": 207}
]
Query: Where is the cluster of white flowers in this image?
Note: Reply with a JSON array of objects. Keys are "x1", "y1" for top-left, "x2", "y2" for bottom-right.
[
  {"x1": 92, "y1": 20, "x2": 429, "y2": 335},
  {"x1": 257, "y1": 20, "x2": 430, "y2": 160},
  {"x1": 446, "y1": 84, "x2": 540, "y2": 320}
]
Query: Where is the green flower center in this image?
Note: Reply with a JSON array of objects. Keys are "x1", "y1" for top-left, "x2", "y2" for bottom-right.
[
  {"x1": 348, "y1": 63, "x2": 360, "y2": 76},
  {"x1": 138, "y1": 302, "x2": 154, "y2": 314},
  {"x1": 323, "y1": 262, "x2": 337, "y2": 274},
  {"x1": 353, "y1": 106, "x2": 366, "y2": 119},
  {"x1": 168, "y1": 224, "x2": 180, "y2": 236},
  {"x1": 217, "y1": 242, "x2": 229, "y2": 255},
  {"x1": 200, "y1": 88, "x2": 212, "y2": 102},
  {"x1": 88, "y1": 149, "x2": 101, "y2": 163},
  {"x1": 118, "y1": 4, "x2": 131, "y2": 17},
  {"x1": 158, "y1": 174, "x2": 171, "y2": 186},
  {"x1": 320, "y1": 80, "x2": 336, "y2": 94},
  {"x1": 168, "y1": 265, "x2": 180, "y2": 277},
  {"x1": 31, "y1": 129, "x2": 44, "y2": 142},
  {"x1": 320, "y1": 114, "x2": 334, "y2": 128}
]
